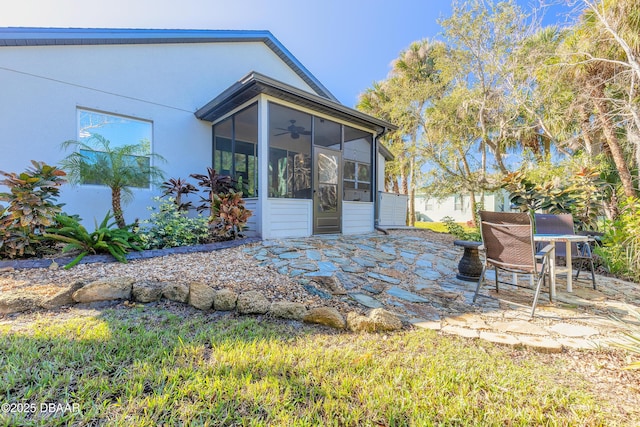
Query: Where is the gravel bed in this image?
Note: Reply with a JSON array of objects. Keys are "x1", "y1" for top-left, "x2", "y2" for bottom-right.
[{"x1": 0, "y1": 244, "x2": 349, "y2": 310}]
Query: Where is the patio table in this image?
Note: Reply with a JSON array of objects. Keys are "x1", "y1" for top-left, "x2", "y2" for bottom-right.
[{"x1": 533, "y1": 233, "x2": 590, "y2": 298}]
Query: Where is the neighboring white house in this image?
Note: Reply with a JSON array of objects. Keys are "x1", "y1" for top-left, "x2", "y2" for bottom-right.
[
  {"x1": 415, "y1": 191, "x2": 511, "y2": 223},
  {"x1": 0, "y1": 28, "x2": 396, "y2": 239}
]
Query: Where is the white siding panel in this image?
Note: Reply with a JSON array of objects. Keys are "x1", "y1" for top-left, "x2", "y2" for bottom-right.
[
  {"x1": 343, "y1": 202, "x2": 374, "y2": 234},
  {"x1": 264, "y1": 199, "x2": 312, "y2": 239},
  {"x1": 243, "y1": 198, "x2": 259, "y2": 236},
  {"x1": 378, "y1": 192, "x2": 408, "y2": 227}
]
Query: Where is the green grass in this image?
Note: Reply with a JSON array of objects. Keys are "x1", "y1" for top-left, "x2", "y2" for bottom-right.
[
  {"x1": 0, "y1": 308, "x2": 623, "y2": 426},
  {"x1": 415, "y1": 221, "x2": 475, "y2": 234}
]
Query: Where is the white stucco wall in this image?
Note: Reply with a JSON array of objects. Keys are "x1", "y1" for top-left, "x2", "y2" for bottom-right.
[{"x1": 0, "y1": 41, "x2": 314, "y2": 225}]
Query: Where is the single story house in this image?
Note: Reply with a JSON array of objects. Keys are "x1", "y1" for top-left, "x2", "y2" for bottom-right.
[
  {"x1": 415, "y1": 191, "x2": 511, "y2": 223},
  {"x1": 0, "y1": 28, "x2": 396, "y2": 239}
]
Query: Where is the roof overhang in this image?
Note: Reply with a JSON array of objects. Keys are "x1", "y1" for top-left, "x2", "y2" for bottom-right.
[
  {"x1": 0, "y1": 27, "x2": 337, "y2": 101},
  {"x1": 195, "y1": 72, "x2": 398, "y2": 139}
]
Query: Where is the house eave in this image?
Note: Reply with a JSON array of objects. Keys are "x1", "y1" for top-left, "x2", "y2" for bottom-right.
[{"x1": 195, "y1": 71, "x2": 398, "y2": 134}]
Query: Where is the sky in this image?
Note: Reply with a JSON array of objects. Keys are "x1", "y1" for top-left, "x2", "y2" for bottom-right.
[{"x1": 0, "y1": 0, "x2": 577, "y2": 107}]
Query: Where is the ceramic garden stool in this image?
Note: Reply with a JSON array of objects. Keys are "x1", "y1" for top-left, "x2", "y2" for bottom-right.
[{"x1": 453, "y1": 240, "x2": 483, "y2": 282}]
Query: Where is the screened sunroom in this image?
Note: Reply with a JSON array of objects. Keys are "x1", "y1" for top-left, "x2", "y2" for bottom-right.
[{"x1": 196, "y1": 72, "x2": 395, "y2": 239}]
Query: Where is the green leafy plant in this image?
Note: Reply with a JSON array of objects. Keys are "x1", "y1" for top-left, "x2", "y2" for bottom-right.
[
  {"x1": 502, "y1": 170, "x2": 574, "y2": 215},
  {"x1": 441, "y1": 216, "x2": 481, "y2": 241},
  {"x1": 60, "y1": 134, "x2": 165, "y2": 228},
  {"x1": 139, "y1": 197, "x2": 210, "y2": 249},
  {"x1": 0, "y1": 161, "x2": 67, "y2": 258},
  {"x1": 595, "y1": 197, "x2": 640, "y2": 282},
  {"x1": 161, "y1": 178, "x2": 197, "y2": 211},
  {"x1": 44, "y1": 212, "x2": 142, "y2": 269},
  {"x1": 210, "y1": 190, "x2": 252, "y2": 240},
  {"x1": 502, "y1": 166, "x2": 609, "y2": 231}
]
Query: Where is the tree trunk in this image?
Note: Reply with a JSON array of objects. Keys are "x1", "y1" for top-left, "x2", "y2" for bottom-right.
[
  {"x1": 469, "y1": 192, "x2": 477, "y2": 227},
  {"x1": 408, "y1": 152, "x2": 416, "y2": 226},
  {"x1": 591, "y1": 84, "x2": 637, "y2": 198},
  {"x1": 578, "y1": 104, "x2": 598, "y2": 155},
  {"x1": 112, "y1": 187, "x2": 126, "y2": 229}
]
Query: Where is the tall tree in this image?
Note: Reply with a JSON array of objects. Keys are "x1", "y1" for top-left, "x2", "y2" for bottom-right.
[
  {"x1": 558, "y1": 0, "x2": 639, "y2": 197},
  {"x1": 387, "y1": 39, "x2": 445, "y2": 225}
]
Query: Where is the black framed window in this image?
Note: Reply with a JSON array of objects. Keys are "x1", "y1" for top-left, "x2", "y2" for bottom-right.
[
  {"x1": 343, "y1": 125, "x2": 372, "y2": 202},
  {"x1": 268, "y1": 103, "x2": 312, "y2": 198},
  {"x1": 213, "y1": 103, "x2": 258, "y2": 197}
]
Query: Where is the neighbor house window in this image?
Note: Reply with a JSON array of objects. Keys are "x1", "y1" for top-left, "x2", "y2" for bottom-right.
[
  {"x1": 77, "y1": 109, "x2": 153, "y2": 187},
  {"x1": 454, "y1": 195, "x2": 463, "y2": 211},
  {"x1": 213, "y1": 103, "x2": 258, "y2": 197},
  {"x1": 343, "y1": 126, "x2": 372, "y2": 202},
  {"x1": 268, "y1": 103, "x2": 312, "y2": 198}
]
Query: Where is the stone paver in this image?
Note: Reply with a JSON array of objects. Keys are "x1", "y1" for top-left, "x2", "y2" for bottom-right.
[{"x1": 243, "y1": 232, "x2": 640, "y2": 351}]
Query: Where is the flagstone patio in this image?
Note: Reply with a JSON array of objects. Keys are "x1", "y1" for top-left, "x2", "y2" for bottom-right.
[{"x1": 243, "y1": 230, "x2": 640, "y2": 352}]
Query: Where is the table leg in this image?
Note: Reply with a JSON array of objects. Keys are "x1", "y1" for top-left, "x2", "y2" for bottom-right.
[{"x1": 565, "y1": 241, "x2": 573, "y2": 292}]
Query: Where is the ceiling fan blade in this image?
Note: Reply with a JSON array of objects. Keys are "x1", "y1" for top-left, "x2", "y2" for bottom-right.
[
  {"x1": 300, "y1": 130, "x2": 312, "y2": 135},
  {"x1": 274, "y1": 132, "x2": 290, "y2": 136}
]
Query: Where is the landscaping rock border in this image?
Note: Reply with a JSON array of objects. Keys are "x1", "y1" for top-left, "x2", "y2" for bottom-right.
[{"x1": 0, "y1": 275, "x2": 403, "y2": 332}]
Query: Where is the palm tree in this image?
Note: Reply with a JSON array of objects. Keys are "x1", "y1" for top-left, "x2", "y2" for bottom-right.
[{"x1": 60, "y1": 134, "x2": 165, "y2": 228}]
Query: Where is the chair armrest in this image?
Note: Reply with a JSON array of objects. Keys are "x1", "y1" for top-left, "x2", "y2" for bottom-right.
[{"x1": 535, "y1": 244, "x2": 555, "y2": 260}]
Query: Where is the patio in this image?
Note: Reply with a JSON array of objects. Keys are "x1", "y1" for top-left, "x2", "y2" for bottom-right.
[{"x1": 242, "y1": 229, "x2": 640, "y2": 351}]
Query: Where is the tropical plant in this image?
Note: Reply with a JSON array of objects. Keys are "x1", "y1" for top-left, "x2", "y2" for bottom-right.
[
  {"x1": 160, "y1": 178, "x2": 197, "y2": 211},
  {"x1": 0, "y1": 161, "x2": 67, "y2": 258},
  {"x1": 139, "y1": 197, "x2": 210, "y2": 249},
  {"x1": 190, "y1": 168, "x2": 237, "y2": 216},
  {"x1": 60, "y1": 134, "x2": 165, "y2": 228},
  {"x1": 595, "y1": 196, "x2": 640, "y2": 282},
  {"x1": 210, "y1": 190, "x2": 252, "y2": 241},
  {"x1": 44, "y1": 212, "x2": 143, "y2": 269},
  {"x1": 441, "y1": 216, "x2": 481, "y2": 242}
]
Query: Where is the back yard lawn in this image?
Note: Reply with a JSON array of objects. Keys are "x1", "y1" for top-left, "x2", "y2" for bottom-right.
[{"x1": 1, "y1": 304, "x2": 638, "y2": 426}]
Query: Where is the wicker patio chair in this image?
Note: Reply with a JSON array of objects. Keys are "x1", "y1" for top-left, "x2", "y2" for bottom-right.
[
  {"x1": 534, "y1": 213, "x2": 596, "y2": 289},
  {"x1": 472, "y1": 211, "x2": 555, "y2": 317}
]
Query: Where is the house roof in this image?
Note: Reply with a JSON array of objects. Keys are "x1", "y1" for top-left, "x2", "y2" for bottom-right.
[
  {"x1": 195, "y1": 71, "x2": 398, "y2": 146},
  {"x1": 0, "y1": 27, "x2": 337, "y2": 102}
]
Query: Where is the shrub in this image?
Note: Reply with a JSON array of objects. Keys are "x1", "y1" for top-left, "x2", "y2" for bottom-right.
[
  {"x1": 0, "y1": 161, "x2": 67, "y2": 258},
  {"x1": 160, "y1": 178, "x2": 197, "y2": 211},
  {"x1": 190, "y1": 168, "x2": 237, "y2": 217},
  {"x1": 441, "y1": 216, "x2": 481, "y2": 241},
  {"x1": 210, "y1": 191, "x2": 252, "y2": 241},
  {"x1": 44, "y1": 212, "x2": 142, "y2": 269},
  {"x1": 595, "y1": 197, "x2": 640, "y2": 282},
  {"x1": 139, "y1": 197, "x2": 210, "y2": 249}
]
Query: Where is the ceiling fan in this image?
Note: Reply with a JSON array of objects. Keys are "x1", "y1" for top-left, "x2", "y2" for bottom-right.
[{"x1": 274, "y1": 120, "x2": 311, "y2": 139}]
